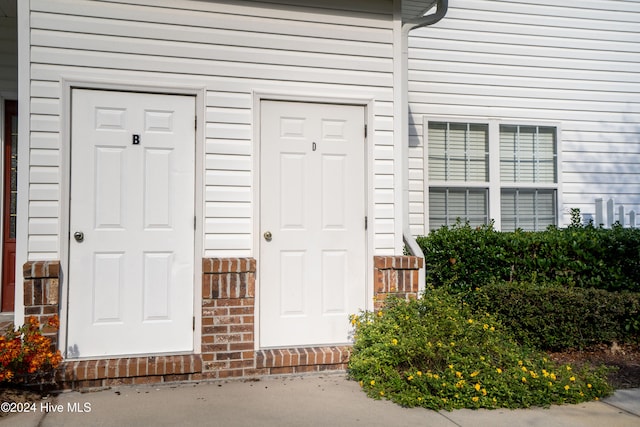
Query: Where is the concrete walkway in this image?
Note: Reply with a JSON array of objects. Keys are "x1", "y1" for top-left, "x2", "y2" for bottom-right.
[{"x1": 2, "y1": 374, "x2": 639, "y2": 427}]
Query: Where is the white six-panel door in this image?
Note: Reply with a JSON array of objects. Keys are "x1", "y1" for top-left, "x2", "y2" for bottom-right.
[
  {"x1": 260, "y1": 100, "x2": 366, "y2": 348},
  {"x1": 67, "y1": 89, "x2": 195, "y2": 358}
]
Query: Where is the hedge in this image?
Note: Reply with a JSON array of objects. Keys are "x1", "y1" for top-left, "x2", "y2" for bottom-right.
[{"x1": 416, "y1": 221, "x2": 640, "y2": 293}]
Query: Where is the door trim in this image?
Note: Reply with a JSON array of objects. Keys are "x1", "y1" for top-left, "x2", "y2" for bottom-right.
[
  {"x1": 252, "y1": 92, "x2": 375, "y2": 349},
  {"x1": 59, "y1": 79, "x2": 206, "y2": 358}
]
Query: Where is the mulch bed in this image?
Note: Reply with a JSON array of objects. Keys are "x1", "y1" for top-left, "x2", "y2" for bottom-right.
[{"x1": 548, "y1": 342, "x2": 640, "y2": 389}]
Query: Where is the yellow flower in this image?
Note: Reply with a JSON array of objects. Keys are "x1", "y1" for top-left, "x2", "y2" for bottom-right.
[
  {"x1": 482, "y1": 388, "x2": 487, "y2": 396},
  {"x1": 490, "y1": 326, "x2": 495, "y2": 332},
  {"x1": 433, "y1": 374, "x2": 440, "y2": 380},
  {"x1": 416, "y1": 371, "x2": 422, "y2": 377},
  {"x1": 595, "y1": 397, "x2": 599, "y2": 401},
  {"x1": 472, "y1": 396, "x2": 479, "y2": 402},
  {"x1": 530, "y1": 371, "x2": 538, "y2": 379},
  {"x1": 587, "y1": 383, "x2": 592, "y2": 389},
  {"x1": 566, "y1": 366, "x2": 572, "y2": 371},
  {"x1": 448, "y1": 364, "x2": 454, "y2": 370},
  {"x1": 548, "y1": 382, "x2": 553, "y2": 387},
  {"x1": 564, "y1": 385, "x2": 570, "y2": 391},
  {"x1": 480, "y1": 356, "x2": 485, "y2": 361},
  {"x1": 417, "y1": 397, "x2": 423, "y2": 402},
  {"x1": 456, "y1": 371, "x2": 463, "y2": 378},
  {"x1": 521, "y1": 377, "x2": 527, "y2": 383},
  {"x1": 377, "y1": 311, "x2": 383, "y2": 317},
  {"x1": 550, "y1": 373, "x2": 556, "y2": 381},
  {"x1": 569, "y1": 376, "x2": 576, "y2": 382},
  {"x1": 407, "y1": 375, "x2": 414, "y2": 381},
  {"x1": 380, "y1": 391, "x2": 385, "y2": 396},
  {"x1": 496, "y1": 368, "x2": 502, "y2": 374},
  {"x1": 468, "y1": 319, "x2": 474, "y2": 324},
  {"x1": 542, "y1": 369, "x2": 549, "y2": 377},
  {"x1": 518, "y1": 360, "x2": 523, "y2": 366},
  {"x1": 455, "y1": 380, "x2": 465, "y2": 389},
  {"x1": 450, "y1": 342, "x2": 456, "y2": 347},
  {"x1": 483, "y1": 324, "x2": 489, "y2": 330},
  {"x1": 474, "y1": 383, "x2": 481, "y2": 391},
  {"x1": 392, "y1": 339, "x2": 398, "y2": 346},
  {"x1": 470, "y1": 371, "x2": 480, "y2": 377},
  {"x1": 359, "y1": 380, "x2": 363, "y2": 387},
  {"x1": 370, "y1": 380, "x2": 375, "y2": 386},
  {"x1": 521, "y1": 366, "x2": 528, "y2": 373}
]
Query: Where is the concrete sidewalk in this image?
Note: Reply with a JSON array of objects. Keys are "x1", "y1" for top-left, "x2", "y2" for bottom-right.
[{"x1": 2, "y1": 374, "x2": 639, "y2": 427}]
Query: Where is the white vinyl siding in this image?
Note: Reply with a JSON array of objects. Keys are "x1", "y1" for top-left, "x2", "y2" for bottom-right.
[
  {"x1": 24, "y1": 0, "x2": 398, "y2": 259},
  {"x1": 408, "y1": 0, "x2": 640, "y2": 235}
]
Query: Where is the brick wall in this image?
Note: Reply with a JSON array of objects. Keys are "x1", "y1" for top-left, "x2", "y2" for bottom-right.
[
  {"x1": 23, "y1": 261, "x2": 61, "y2": 347},
  {"x1": 373, "y1": 256, "x2": 423, "y2": 310}
]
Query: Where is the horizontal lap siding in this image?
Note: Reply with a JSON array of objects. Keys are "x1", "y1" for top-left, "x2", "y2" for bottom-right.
[
  {"x1": 27, "y1": 0, "x2": 395, "y2": 258},
  {"x1": 408, "y1": 0, "x2": 640, "y2": 234}
]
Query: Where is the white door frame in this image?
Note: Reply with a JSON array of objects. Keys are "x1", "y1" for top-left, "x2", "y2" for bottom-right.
[
  {"x1": 252, "y1": 92, "x2": 375, "y2": 349},
  {"x1": 59, "y1": 79, "x2": 206, "y2": 358}
]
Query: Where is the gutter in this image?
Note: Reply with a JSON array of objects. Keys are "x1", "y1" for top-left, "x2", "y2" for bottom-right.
[{"x1": 399, "y1": 0, "x2": 448, "y2": 293}]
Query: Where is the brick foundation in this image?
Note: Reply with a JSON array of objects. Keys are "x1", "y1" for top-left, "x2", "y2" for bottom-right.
[
  {"x1": 23, "y1": 261, "x2": 61, "y2": 347},
  {"x1": 23, "y1": 255, "x2": 423, "y2": 389},
  {"x1": 373, "y1": 256, "x2": 423, "y2": 310}
]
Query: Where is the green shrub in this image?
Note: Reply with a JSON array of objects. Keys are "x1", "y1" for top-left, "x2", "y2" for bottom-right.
[
  {"x1": 348, "y1": 289, "x2": 612, "y2": 410},
  {"x1": 416, "y1": 221, "x2": 640, "y2": 292},
  {"x1": 466, "y1": 282, "x2": 640, "y2": 351}
]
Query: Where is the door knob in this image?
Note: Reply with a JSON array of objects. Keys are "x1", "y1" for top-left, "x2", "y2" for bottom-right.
[
  {"x1": 73, "y1": 231, "x2": 84, "y2": 242},
  {"x1": 263, "y1": 231, "x2": 272, "y2": 242}
]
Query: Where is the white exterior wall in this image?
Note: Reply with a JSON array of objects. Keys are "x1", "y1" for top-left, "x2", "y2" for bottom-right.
[
  {"x1": 408, "y1": 0, "x2": 640, "y2": 234},
  {"x1": 23, "y1": 0, "x2": 400, "y2": 260}
]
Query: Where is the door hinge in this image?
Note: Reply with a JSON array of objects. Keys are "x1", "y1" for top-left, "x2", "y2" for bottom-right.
[
  {"x1": 193, "y1": 316, "x2": 196, "y2": 331},
  {"x1": 195, "y1": 116, "x2": 197, "y2": 130},
  {"x1": 365, "y1": 216, "x2": 368, "y2": 230},
  {"x1": 364, "y1": 124, "x2": 368, "y2": 138},
  {"x1": 194, "y1": 216, "x2": 197, "y2": 230}
]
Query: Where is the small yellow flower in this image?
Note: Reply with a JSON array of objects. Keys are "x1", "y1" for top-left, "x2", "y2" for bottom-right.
[
  {"x1": 595, "y1": 397, "x2": 599, "y2": 401},
  {"x1": 448, "y1": 364, "x2": 454, "y2": 370},
  {"x1": 474, "y1": 383, "x2": 481, "y2": 391},
  {"x1": 433, "y1": 374, "x2": 440, "y2": 379},
  {"x1": 482, "y1": 388, "x2": 487, "y2": 396},
  {"x1": 472, "y1": 396, "x2": 479, "y2": 402},
  {"x1": 455, "y1": 380, "x2": 465, "y2": 389},
  {"x1": 530, "y1": 371, "x2": 538, "y2": 379},
  {"x1": 483, "y1": 324, "x2": 489, "y2": 330},
  {"x1": 521, "y1": 377, "x2": 527, "y2": 383},
  {"x1": 490, "y1": 326, "x2": 495, "y2": 332},
  {"x1": 521, "y1": 366, "x2": 528, "y2": 373},
  {"x1": 564, "y1": 385, "x2": 570, "y2": 391},
  {"x1": 587, "y1": 383, "x2": 592, "y2": 389},
  {"x1": 468, "y1": 319, "x2": 474, "y2": 324},
  {"x1": 407, "y1": 375, "x2": 414, "y2": 381},
  {"x1": 550, "y1": 373, "x2": 556, "y2": 381},
  {"x1": 377, "y1": 311, "x2": 383, "y2": 317},
  {"x1": 450, "y1": 342, "x2": 456, "y2": 347},
  {"x1": 370, "y1": 380, "x2": 375, "y2": 386},
  {"x1": 542, "y1": 369, "x2": 549, "y2": 377},
  {"x1": 480, "y1": 356, "x2": 485, "y2": 361},
  {"x1": 566, "y1": 366, "x2": 572, "y2": 371},
  {"x1": 380, "y1": 391, "x2": 385, "y2": 396},
  {"x1": 455, "y1": 371, "x2": 463, "y2": 378},
  {"x1": 496, "y1": 368, "x2": 502, "y2": 374},
  {"x1": 548, "y1": 382, "x2": 553, "y2": 387},
  {"x1": 359, "y1": 380, "x2": 364, "y2": 387},
  {"x1": 442, "y1": 398, "x2": 448, "y2": 403},
  {"x1": 470, "y1": 371, "x2": 480, "y2": 377},
  {"x1": 518, "y1": 360, "x2": 523, "y2": 366},
  {"x1": 416, "y1": 371, "x2": 422, "y2": 377},
  {"x1": 392, "y1": 338, "x2": 398, "y2": 346},
  {"x1": 417, "y1": 397, "x2": 423, "y2": 402},
  {"x1": 569, "y1": 376, "x2": 576, "y2": 382}
]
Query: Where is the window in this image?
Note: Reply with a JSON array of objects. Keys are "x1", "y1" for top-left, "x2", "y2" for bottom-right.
[{"x1": 425, "y1": 119, "x2": 559, "y2": 232}]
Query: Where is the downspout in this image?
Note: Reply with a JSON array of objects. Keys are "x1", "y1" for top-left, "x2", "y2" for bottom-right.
[{"x1": 400, "y1": 0, "x2": 448, "y2": 293}]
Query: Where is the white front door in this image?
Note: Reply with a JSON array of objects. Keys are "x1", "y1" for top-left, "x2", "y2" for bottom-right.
[
  {"x1": 67, "y1": 89, "x2": 195, "y2": 358},
  {"x1": 260, "y1": 100, "x2": 366, "y2": 348}
]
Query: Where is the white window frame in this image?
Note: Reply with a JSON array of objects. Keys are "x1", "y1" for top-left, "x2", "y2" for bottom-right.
[{"x1": 423, "y1": 116, "x2": 562, "y2": 231}]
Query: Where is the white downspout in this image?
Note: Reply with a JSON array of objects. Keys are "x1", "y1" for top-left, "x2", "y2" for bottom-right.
[{"x1": 400, "y1": 0, "x2": 448, "y2": 293}]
